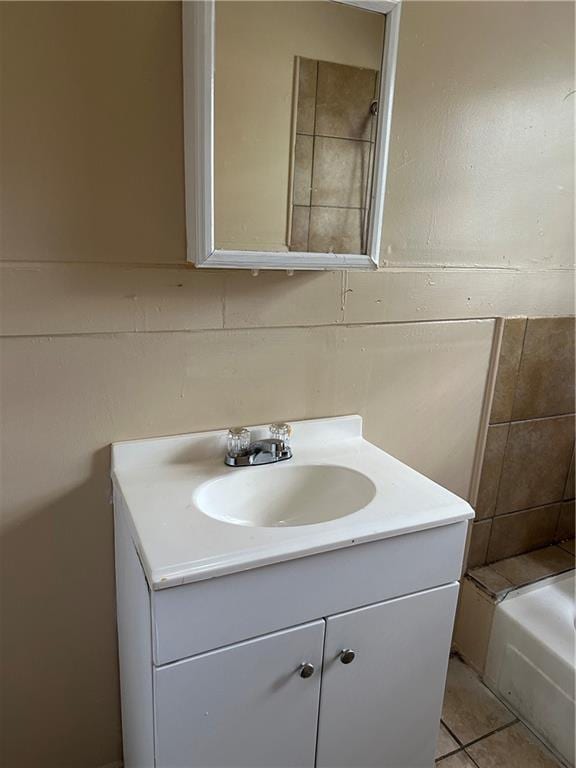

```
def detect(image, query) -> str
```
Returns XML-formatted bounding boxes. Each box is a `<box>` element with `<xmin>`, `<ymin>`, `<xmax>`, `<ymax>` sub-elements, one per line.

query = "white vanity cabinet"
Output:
<box><xmin>112</xmin><ymin>417</ymin><xmax>474</xmax><ymax>768</ymax></box>
<box><xmin>115</xmin><ymin>510</ymin><xmax>465</xmax><ymax>768</ymax></box>
<box><xmin>152</xmin><ymin>584</ymin><xmax>458</xmax><ymax>768</ymax></box>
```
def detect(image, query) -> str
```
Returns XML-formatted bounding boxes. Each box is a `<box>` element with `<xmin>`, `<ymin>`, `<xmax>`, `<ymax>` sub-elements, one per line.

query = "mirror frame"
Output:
<box><xmin>182</xmin><ymin>0</ymin><xmax>402</xmax><ymax>271</ymax></box>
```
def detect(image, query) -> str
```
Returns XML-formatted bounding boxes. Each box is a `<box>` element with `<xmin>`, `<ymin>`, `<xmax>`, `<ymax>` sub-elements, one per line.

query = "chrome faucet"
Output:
<box><xmin>225</xmin><ymin>425</ymin><xmax>293</xmax><ymax>467</ymax></box>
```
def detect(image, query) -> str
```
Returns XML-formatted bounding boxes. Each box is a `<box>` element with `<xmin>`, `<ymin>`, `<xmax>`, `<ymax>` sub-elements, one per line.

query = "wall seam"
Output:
<box><xmin>0</xmin><ymin>316</ymin><xmax>497</xmax><ymax>341</ymax></box>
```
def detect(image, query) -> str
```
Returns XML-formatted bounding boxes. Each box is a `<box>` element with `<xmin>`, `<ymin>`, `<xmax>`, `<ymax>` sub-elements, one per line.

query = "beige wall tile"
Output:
<box><xmin>487</xmin><ymin>504</ymin><xmax>562</xmax><ymax>562</ymax></box>
<box><xmin>496</xmin><ymin>416</ymin><xmax>575</xmax><ymax>514</ymax></box>
<box><xmin>311</xmin><ymin>136</ymin><xmax>371</xmax><ymax>208</ymax></box>
<box><xmin>564</xmin><ymin>447</ymin><xmax>574</xmax><ymax>499</ymax></box>
<box><xmin>292</xmin><ymin>134</ymin><xmax>313</xmax><ymax>206</ymax></box>
<box><xmin>490</xmin><ymin>546</ymin><xmax>574</xmax><ymax>587</ymax></box>
<box><xmin>556</xmin><ymin>499</ymin><xmax>575</xmax><ymax>541</ymax></box>
<box><xmin>296</xmin><ymin>58</ymin><xmax>317</xmax><ymax>135</ymax></box>
<box><xmin>441</xmin><ymin>657</ymin><xmax>515</xmax><ymax>744</ymax></box>
<box><xmin>467</xmin><ymin>520</ymin><xmax>492</xmax><ymax>568</ymax></box>
<box><xmin>315</xmin><ymin>61</ymin><xmax>378</xmax><ymax>141</ymax></box>
<box><xmin>308</xmin><ymin>206</ymin><xmax>363</xmax><ymax>254</ymax></box>
<box><xmin>476</xmin><ymin>424</ymin><xmax>509</xmax><ymax>519</ymax></box>
<box><xmin>512</xmin><ymin>317</ymin><xmax>576</xmax><ymax>420</ymax></box>
<box><xmin>289</xmin><ymin>206</ymin><xmax>311</xmax><ymax>252</ymax></box>
<box><xmin>467</xmin><ymin>722</ymin><xmax>561</xmax><ymax>768</ymax></box>
<box><xmin>490</xmin><ymin>318</ymin><xmax>526</xmax><ymax>423</ymax></box>
<box><xmin>453</xmin><ymin>579</ymin><xmax>497</xmax><ymax>674</ymax></box>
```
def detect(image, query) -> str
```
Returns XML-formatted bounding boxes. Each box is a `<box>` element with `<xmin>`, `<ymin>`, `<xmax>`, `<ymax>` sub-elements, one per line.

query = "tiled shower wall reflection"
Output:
<box><xmin>289</xmin><ymin>58</ymin><xmax>378</xmax><ymax>254</ymax></box>
<box><xmin>468</xmin><ymin>317</ymin><xmax>576</xmax><ymax>568</ymax></box>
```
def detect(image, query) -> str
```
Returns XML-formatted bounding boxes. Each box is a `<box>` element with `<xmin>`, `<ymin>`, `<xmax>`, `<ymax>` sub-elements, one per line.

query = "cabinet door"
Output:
<box><xmin>154</xmin><ymin>620</ymin><xmax>325</xmax><ymax>768</ymax></box>
<box><xmin>316</xmin><ymin>583</ymin><xmax>459</xmax><ymax>768</ymax></box>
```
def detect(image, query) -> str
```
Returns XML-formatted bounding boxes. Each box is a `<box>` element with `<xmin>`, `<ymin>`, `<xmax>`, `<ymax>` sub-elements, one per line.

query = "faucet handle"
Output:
<box><xmin>227</xmin><ymin>427</ymin><xmax>250</xmax><ymax>457</ymax></box>
<box><xmin>269</xmin><ymin>422</ymin><xmax>292</xmax><ymax>447</ymax></box>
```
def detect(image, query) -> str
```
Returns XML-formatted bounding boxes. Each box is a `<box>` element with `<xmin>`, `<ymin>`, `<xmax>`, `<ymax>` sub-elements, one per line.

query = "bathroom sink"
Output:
<box><xmin>194</xmin><ymin>465</ymin><xmax>376</xmax><ymax>527</ymax></box>
<box><xmin>111</xmin><ymin>415</ymin><xmax>474</xmax><ymax>588</ymax></box>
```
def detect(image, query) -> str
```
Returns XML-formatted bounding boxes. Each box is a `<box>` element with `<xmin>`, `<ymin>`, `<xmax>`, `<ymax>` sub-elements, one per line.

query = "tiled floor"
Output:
<box><xmin>437</xmin><ymin>656</ymin><xmax>564</xmax><ymax>766</ymax></box>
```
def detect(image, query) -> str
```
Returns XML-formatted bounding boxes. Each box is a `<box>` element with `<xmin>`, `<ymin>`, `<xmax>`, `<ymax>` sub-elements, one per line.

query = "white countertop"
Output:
<box><xmin>112</xmin><ymin>416</ymin><xmax>474</xmax><ymax>590</ymax></box>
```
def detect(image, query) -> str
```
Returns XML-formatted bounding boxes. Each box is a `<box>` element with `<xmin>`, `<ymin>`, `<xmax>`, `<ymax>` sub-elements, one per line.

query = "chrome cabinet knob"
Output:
<box><xmin>299</xmin><ymin>662</ymin><xmax>315</xmax><ymax>679</ymax></box>
<box><xmin>340</xmin><ymin>649</ymin><xmax>356</xmax><ymax>664</ymax></box>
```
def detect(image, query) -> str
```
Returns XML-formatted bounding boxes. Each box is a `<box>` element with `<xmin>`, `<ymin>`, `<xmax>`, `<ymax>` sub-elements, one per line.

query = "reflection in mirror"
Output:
<box><xmin>214</xmin><ymin>1</ymin><xmax>386</xmax><ymax>256</ymax></box>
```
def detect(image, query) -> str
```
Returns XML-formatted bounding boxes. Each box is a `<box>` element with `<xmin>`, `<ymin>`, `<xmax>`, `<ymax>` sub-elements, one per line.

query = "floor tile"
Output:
<box><xmin>438</xmin><ymin>750</ymin><xmax>478</xmax><ymax>767</ymax></box>
<box><xmin>437</xmin><ymin>723</ymin><xmax>460</xmax><ymax>759</ymax></box>
<box><xmin>467</xmin><ymin>722</ymin><xmax>562</xmax><ymax>767</ymax></box>
<box><xmin>468</xmin><ymin>565</ymin><xmax>513</xmax><ymax>597</ymax></box>
<box><xmin>490</xmin><ymin>545</ymin><xmax>574</xmax><ymax>588</ymax></box>
<box><xmin>442</xmin><ymin>657</ymin><xmax>515</xmax><ymax>744</ymax></box>
<box><xmin>490</xmin><ymin>317</ymin><xmax>526</xmax><ymax>424</ymax></box>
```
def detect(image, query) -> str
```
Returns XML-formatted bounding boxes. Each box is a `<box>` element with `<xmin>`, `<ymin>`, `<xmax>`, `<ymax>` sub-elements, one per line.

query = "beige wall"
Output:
<box><xmin>386</xmin><ymin>1</ymin><xmax>574</xmax><ymax>270</ymax></box>
<box><xmin>214</xmin><ymin>1</ymin><xmax>384</xmax><ymax>250</ymax></box>
<box><xmin>0</xmin><ymin>3</ymin><xmax>573</xmax><ymax>767</ymax></box>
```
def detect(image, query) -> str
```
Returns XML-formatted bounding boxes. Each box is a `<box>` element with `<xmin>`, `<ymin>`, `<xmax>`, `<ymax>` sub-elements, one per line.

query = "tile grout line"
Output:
<box><xmin>490</xmin><ymin>498</ymin><xmax>575</xmax><ymax>518</ymax></box>
<box><xmin>491</xmin><ymin>410</ymin><xmax>576</xmax><ymax>425</ymax></box>
<box><xmin>459</xmin><ymin>718</ymin><xmax>520</xmax><ymax>752</ymax></box>
<box><xmin>440</xmin><ymin>657</ymin><xmax>566</xmax><ymax>766</ymax></box>
<box><xmin>440</xmin><ymin>718</ymin><xmax>465</xmax><ymax>748</ymax></box>
<box><xmin>436</xmin><ymin>746</ymin><xmax>465</xmax><ymax>763</ymax></box>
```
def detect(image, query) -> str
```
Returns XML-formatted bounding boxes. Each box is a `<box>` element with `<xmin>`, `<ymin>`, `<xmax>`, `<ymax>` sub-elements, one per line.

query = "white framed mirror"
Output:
<box><xmin>183</xmin><ymin>0</ymin><xmax>401</xmax><ymax>271</ymax></box>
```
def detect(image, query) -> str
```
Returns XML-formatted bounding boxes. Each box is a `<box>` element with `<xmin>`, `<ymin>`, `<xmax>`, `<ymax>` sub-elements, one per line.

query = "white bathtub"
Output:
<box><xmin>485</xmin><ymin>571</ymin><xmax>575</xmax><ymax>767</ymax></box>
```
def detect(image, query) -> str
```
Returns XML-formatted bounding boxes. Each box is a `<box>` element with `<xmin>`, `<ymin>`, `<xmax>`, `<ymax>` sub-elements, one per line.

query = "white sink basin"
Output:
<box><xmin>194</xmin><ymin>465</ymin><xmax>376</xmax><ymax>527</ymax></box>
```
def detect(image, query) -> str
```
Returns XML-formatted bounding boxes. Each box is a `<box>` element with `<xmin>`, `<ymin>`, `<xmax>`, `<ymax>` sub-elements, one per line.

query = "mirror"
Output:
<box><xmin>183</xmin><ymin>0</ymin><xmax>401</xmax><ymax>270</ymax></box>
